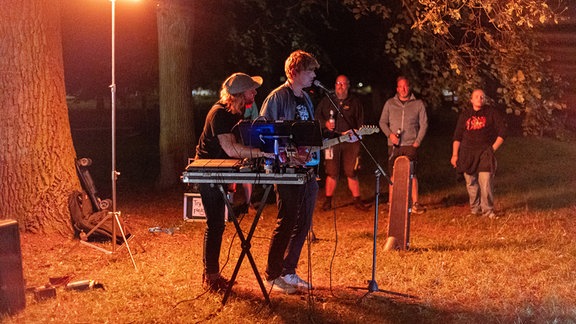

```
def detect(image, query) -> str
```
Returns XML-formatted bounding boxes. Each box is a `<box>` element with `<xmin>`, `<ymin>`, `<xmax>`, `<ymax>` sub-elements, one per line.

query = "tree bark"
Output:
<box><xmin>0</xmin><ymin>0</ymin><xmax>80</xmax><ymax>234</ymax></box>
<box><xmin>156</xmin><ymin>0</ymin><xmax>196</xmax><ymax>189</ymax></box>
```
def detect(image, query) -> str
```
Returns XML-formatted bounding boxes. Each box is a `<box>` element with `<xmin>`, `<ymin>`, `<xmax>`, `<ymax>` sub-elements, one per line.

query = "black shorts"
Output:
<box><xmin>324</xmin><ymin>142</ymin><xmax>360</xmax><ymax>178</ymax></box>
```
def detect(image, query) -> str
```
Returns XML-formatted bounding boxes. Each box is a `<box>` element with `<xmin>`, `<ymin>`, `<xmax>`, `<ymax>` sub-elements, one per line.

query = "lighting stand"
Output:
<box><xmin>80</xmin><ymin>0</ymin><xmax>137</xmax><ymax>271</ymax></box>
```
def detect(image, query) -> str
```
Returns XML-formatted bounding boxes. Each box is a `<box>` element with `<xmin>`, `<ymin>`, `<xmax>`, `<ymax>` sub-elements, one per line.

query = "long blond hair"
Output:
<box><xmin>219</xmin><ymin>87</ymin><xmax>245</xmax><ymax>114</ymax></box>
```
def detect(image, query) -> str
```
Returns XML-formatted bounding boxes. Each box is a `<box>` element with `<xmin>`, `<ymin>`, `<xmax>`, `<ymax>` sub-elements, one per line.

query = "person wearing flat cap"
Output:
<box><xmin>195</xmin><ymin>72</ymin><xmax>274</xmax><ymax>293</ymax></box>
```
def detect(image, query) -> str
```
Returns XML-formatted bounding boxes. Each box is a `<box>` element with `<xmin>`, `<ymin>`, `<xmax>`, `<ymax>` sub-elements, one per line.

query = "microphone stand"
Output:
<box><xmin>319</xmin><ymin>89</ymin><xmax>393</xmax><ymax>295</ymax></box>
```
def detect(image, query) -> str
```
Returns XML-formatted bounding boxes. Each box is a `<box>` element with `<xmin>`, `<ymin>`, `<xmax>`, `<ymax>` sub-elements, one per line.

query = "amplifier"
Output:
<box><xmin>0</xmin><ymin>219</ymin><xmax>26</xmax><ymax>315</ymax></box>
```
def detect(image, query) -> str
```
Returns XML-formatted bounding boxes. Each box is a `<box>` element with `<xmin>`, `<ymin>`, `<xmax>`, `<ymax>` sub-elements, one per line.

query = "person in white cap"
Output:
<box><xmin>195</xmin><ymin>72</ymin><xmax>274</xmax><ymax>293</ymax></box>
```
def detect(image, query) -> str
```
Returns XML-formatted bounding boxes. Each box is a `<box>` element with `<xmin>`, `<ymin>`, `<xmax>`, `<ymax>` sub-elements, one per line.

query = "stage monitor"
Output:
<box><xmin>236</xmin><ymin>120</ymin><xmax>322</xmax><ymax>153</ymax></box>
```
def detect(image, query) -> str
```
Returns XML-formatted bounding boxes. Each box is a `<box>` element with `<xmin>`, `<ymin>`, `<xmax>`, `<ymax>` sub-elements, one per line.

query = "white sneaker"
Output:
<box><xmin>485</xmin><ymin>211</ymin><xmax>499</xmax><ymax>219</ymax></box>
<box><xmin>281</xmin><ymin>273</ymin><xmax>313</xmax><ymax>290</ymax></box>
<box><xmin>266</xmin><ymin>277</ymin><xmax>297</xmax><ymax>294</ymax></box>
<box><xmin>411</xmin><ymin>202</ymin><xmax>426</xmax><ymax>214</ymax></box>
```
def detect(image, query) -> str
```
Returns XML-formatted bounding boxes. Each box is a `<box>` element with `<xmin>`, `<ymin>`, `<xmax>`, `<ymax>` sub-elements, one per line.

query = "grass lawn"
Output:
<box><xmin>3</xmin><ymin>127</ymin><xmax>576</xmax><ymax>323</ymax></box>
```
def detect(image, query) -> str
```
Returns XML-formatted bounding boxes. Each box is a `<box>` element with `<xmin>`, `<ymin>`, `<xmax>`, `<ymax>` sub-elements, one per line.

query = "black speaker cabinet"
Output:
<box><xmin>0</xmin><ymin>219</ymin><xmax>26</xmax><ymax>315</ymax></box>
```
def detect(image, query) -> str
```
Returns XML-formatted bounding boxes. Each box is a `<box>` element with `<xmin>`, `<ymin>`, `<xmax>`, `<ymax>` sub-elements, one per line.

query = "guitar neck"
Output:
<box><xmin>321</xmin><ymin>136</ymin><xmax>345</xmax><ymax>150</ymax></box>
<box><xmin>307</xmin><ymin>134</ymin><xmax>349</xmax><ymax>152</ymax></box>
<box><xmin>305</xmin><ymin>126</ymin><xmax>379</xmax><ymax>166</ymax></box>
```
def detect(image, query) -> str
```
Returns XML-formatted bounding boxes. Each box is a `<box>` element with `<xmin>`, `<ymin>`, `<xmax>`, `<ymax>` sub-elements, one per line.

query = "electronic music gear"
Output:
<box><xmin>185</xmin><ymin>159</ymin><xmax>244</xmax><ymax>173</ymax></box>
<box><xmin>182</xmin><ymin>167</ymin><xmax>314</xmax><ymax>185</ymax></box>
<box><xmin>181</xmin><ymin>158</ymin><xmax>315</xmax><ymax>307</ymax></box>
<box><xmin>237</xmin><ymin>119</ymin><xmax>323</xmax><ymax>149</ymax></box>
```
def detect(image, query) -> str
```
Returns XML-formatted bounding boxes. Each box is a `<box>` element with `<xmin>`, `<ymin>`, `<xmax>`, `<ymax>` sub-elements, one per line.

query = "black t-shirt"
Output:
<box><xmin>453</xmin><ymin>106</ymin><xmax>507</xmax><ymax>174</ymax></box>
<box><xmin>453</xmin><ymin>106</ymin><xmax>506</xmax><ymax>149</ymax></box>
<box><xmin>294</xmin><ymin>95</ymin><xmax>312</xmax><ymax>121</ymax></box>
<box><xmin>316</xmin><ymin>94</ymin><xmax>364</xmax><ymax>135</ymax></box>
<box><xmin>195</xmin><ymin>103</ymin><xmax>242</xmax><ymax>159</ymax></box>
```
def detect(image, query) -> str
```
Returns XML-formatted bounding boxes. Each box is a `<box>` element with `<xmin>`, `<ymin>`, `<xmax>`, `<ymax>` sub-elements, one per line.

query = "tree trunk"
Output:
<box><xmin>0</xmin><ymin>0</ymin><xmax>80</xmax><ymax>234</ymax></box>
<box><xmin>156</xmin><ymin>0</ymin><xmax>196</xmax><ymax>189</ymax></box>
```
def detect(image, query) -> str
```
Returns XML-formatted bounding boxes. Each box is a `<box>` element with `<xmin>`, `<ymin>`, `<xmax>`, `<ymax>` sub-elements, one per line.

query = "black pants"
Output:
<box><xmin>199</xmin><ymin>183</ymin><xmax>226</xmax><ymax>275</ymax></box>
<box><xmin>265</xmin><ymin>179</ymin><xmax>318</xmax><ymax>280</ymax></box>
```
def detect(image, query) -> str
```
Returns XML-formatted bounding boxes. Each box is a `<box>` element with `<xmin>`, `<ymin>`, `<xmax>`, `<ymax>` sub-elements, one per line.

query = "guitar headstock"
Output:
<box><xmin>358</xmin><ymin>125</ymin><xmax>380</xmax><ymax>136</ymax></box>
<box><xmin>339</xmin><ymin>125</ymin><xmax>380</xmax><ymax>143</ymax></box>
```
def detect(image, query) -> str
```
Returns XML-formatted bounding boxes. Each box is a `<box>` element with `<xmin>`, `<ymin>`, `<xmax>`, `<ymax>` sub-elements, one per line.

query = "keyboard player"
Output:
<box><xmin>195</xmin><ymin>73</ymin><xmax>274</xmax><ymax>293</ymax></box>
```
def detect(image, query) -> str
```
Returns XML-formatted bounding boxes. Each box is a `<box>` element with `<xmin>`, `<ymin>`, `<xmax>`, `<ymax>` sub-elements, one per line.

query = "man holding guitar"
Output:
<box><xmin>316</xmin><ymin>75</ymin><xmax>371</xmax><ymax>211</ymax></box>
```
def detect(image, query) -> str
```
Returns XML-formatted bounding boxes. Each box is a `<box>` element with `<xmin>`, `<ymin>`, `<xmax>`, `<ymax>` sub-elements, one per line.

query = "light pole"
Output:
<box><xmin>81</xmin><ymin>0</ymin><xmax>138</xmax><ymax>271</ymax></box>
<box><xmin>111</xmin><ymin>0</ymin><xmax>118</xmax><ymax>216</ymax></box>
<box><xmin>110</xmin><ymin>0</ymin><xmax>138</xmax><ymax>270</ymax></box>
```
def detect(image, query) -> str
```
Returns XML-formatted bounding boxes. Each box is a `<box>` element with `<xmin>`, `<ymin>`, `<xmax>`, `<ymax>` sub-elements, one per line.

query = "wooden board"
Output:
<box><xmin>386</xmin><ymin>156</ymin><xmax>413</xmax><ymax>250</ymax></box>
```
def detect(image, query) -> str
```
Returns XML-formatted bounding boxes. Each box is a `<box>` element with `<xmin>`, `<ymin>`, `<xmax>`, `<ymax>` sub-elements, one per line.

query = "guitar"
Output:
<box><xmin>304</xmin><ymin>125</ymin><xmax>380</xmax><ymax>166</ymax></box>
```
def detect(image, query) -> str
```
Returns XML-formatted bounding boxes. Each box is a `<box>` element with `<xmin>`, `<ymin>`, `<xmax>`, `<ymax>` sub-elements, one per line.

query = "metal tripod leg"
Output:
<box><xmin>221</xmin><ymin>184</ymin><xmax>272</xmax><ymax>306</ymax></box>
<box><xmin>79</xmin><ymin>211</ymin><xmax>138</xmax><ymax>271</ymax></box>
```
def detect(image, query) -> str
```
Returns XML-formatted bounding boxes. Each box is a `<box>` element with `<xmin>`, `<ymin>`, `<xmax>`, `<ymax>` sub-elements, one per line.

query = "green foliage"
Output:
<box><xmin>341</xmin><ymin>0</ymin><xmax>569</xmax><ymax>136</ymax></box>
<box><xmin>196</xmin><ymin>0</ymin><xmax>570</xmax><ymax>137</ymax></box>
<box><xmin>221</xmin><ymin>0</ymin><xmax>329</xmax><ymax>76</ymax></box>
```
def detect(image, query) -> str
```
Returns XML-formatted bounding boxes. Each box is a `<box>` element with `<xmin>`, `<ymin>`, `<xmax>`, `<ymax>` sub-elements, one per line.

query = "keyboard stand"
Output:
<box><xmin>219</xmin><ymin>184</ymin><xmax>273</xmax><ymax>306</ymax></box>
<box><xmin>181</xmin><ymin>168</ymin><xmax>313</xmax><ymax>305</ymax></box>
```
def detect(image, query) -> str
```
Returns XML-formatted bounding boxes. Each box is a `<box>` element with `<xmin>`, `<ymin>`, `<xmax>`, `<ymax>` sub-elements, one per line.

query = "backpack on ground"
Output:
<box><xmin>68</xmin><ymin>190</ymin><xmax>130</xmax><ymax>244</ymax></box>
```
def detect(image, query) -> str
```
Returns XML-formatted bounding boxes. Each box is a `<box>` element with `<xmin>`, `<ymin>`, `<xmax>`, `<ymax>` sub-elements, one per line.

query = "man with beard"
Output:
<box><xmin>195</xmin><ymin>72</ymin><xmax>274</xmax><ymax>292</ymax></box>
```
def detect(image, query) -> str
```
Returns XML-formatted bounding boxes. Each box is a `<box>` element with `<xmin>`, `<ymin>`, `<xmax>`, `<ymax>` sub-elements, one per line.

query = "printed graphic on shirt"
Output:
<box><xmin>295</xmin><ymin>103</ymin><xmax>310</xmax><ymax>120</ymax></box>
<box><xmin>466</xmin><ymin>116</ymin><xmax>486</xmax><ymax>131</ymax></box>
<box><xmin>337</xmin><ymin>100</ymin><xmax>350</xmax><ymax>111</ymax></box>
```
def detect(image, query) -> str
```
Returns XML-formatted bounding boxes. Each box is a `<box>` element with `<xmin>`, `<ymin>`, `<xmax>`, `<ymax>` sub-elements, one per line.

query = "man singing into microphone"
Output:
<box><xmin>260</xmin><ymin>50</ymin><xmax>319</xmax><ymax>294</ymax></box>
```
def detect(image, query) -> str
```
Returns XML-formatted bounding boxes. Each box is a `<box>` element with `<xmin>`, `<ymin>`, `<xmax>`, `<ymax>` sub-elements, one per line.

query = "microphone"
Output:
<box><xmin>313</xmin><ymin>80</ymin><xmax>333</xmax><ymax>93</ymax></box>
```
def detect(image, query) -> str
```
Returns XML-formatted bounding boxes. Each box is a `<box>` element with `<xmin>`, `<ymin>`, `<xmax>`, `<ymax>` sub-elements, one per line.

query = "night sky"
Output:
<box><xmin>61</xmin><ymin>0</ymin><xmax>158</xmax><ymax>98</ymax></box>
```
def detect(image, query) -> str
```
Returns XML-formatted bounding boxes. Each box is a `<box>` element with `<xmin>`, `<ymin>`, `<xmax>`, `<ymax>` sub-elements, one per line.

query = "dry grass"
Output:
<box><xmin>3</xmin><ymin>135</ymin><xmax>576</xmax><ymax>323</ymax></box>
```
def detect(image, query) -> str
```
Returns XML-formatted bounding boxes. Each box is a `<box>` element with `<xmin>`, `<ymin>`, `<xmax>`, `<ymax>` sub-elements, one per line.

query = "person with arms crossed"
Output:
<box><xmin>316</xmin><ymin>75</ymin><xmax>370</xmax><ymax>211</ymax></box>
<box><xmin>450</xmin><ymin>89</ymin><xmax>506</xmax><ymax>219</ymax></box>
<box><xmin>260</xmin><ymin>50</ymin><xmax>319</xmax><ymax>294</ymax></box>
<box><xmin>379</xmin><ymin>76</ymin><xmax>428</xmax><ymax>214</ymax></box>
<box><xmin>195</xmin><ymin>73</ymin><xmax>274</xmax><ymax>292</ymax></box>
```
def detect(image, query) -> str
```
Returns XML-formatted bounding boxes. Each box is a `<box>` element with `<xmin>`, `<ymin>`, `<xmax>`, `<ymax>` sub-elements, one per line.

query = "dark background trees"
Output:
<box><xmin>1</xmin><ymin>0</ymin><xmax>80</xmax><ymax>234</ymax></box>
<box><xmin>156</xmin><ymin>1</ymin><xmax>195</xmax><ymax>188</ymax></box>
<box><xmin>1</xmin><ymin>0</ymin><xmax>571</xmax><ymax>232</ymax></box>
<box><xmin>61</xmin><ymin>0</ymin><xmax>571</xmax><ymax>192</ymax></box>
<box><xmin>62</xmin><ymin>0</ymin><xmax>571</xmax><ymax>133</ymax></box>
